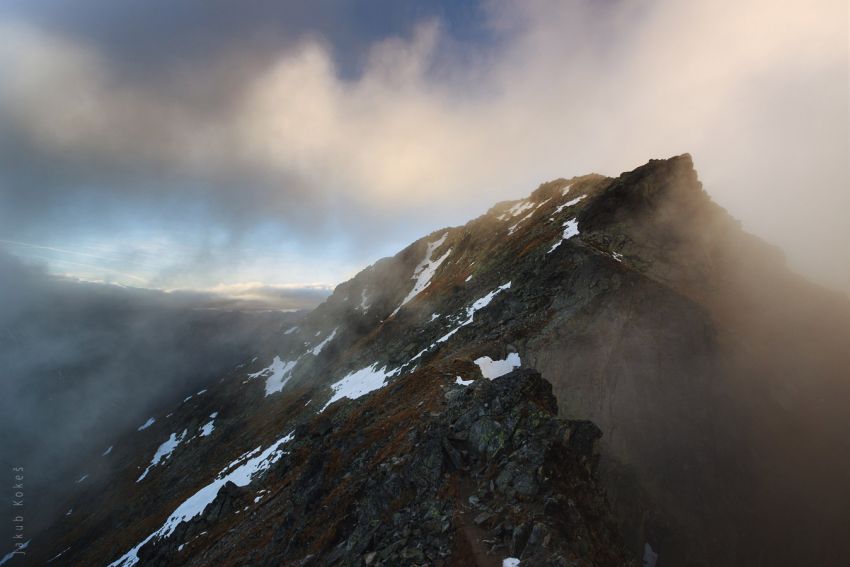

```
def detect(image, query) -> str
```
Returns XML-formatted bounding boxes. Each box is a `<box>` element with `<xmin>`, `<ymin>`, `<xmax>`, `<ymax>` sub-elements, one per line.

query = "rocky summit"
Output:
<box><xmin>28</xmin><ymin>155</ymin><xmax>850</xmax><ymax>566</ymax></box>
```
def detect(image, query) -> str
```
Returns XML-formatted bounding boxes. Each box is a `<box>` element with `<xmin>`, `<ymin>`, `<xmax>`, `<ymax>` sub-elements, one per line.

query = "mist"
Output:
<box><xmin>0</xmin><ymin>251</ymin><xmax>321</xmax><ymax>538</ymax></box>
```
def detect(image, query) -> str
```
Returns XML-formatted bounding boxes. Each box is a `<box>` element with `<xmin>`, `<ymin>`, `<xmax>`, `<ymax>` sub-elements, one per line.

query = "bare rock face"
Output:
<box><xmin>30</xmin><ymin>155</ymin><xmax>850</xmax><ymax>567</ymax></box>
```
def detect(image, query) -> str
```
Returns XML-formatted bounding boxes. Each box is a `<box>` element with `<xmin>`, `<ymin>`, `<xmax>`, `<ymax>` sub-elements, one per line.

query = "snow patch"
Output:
<box><xmin>498</xmin><ymin>200</ymin><xmax>535</xmax><ymax>221</ymax></box>
<box><xmin>199</xmin><ymin>412</ymin><xmax>218</xmax><ymax>436</ymax></box>
<box><xmin>248</xmin><ymin>356</ymin><xmax>299</xmax><ymax>396</ymax></box>
<box><xmin>198</xmin><ymin>420</ymin><xmax>215</xmax><ymax>438</ymax></box>
<box><xmin>321</xmin><ymin>364</ymin><xmax>396</xmax><ymax>412</ymax></box>
<box><xmin>474</xmin><ymin>353</ymin><xmax>521</xmax><ymax>380</ymax></box>
<box><xmin>392</xmin><ymin>233</ymin><xmax>452</xmax><ymax>316</ymax></box>
<box><xmin>643</xmin><ymin>543</ymin><xmax>659</xmax><ymax>567</ymax></box>
<box><xmin>108</xmin><ymin>432</ymin><xmax>295</xmax><ymax>567</ymax></box>
<box><xmin>184</xmin><ymin>390</ymin><xmax>206</xmax><ymax>403</ymax></box>
<box><xmin>309</xmin><ymin>327</ymin><xmax>337</xmax><ymax>356</ymax></box>
<box><xmin>75</xmin><ymin>474</ymin><xmax>88</xmax><ymax>483</ymax></box>
<box><xmin>409</xmin><ymin>282</ymin><xmax>512</xmax><ymax>363</ymax></box>
<box><xmin>283</xmin><ymin>326</ymin><xmax>299</xmax><ymax>335</ymax></box>
<box><xmin>137</xmin><ymin>429</ymin><xmax>188</xmax><ymax>482</ymax></box>
<box><xmin>507</xmin><ymin>210</ymin><xmax>534</xmax><ymax>235</ymax></box>
<box><xmin>359</xmin><ymin>289</ymin><xmax>370</xmax><ymax>311</ymax></box>
<box><xmin>562</xmin><ymin>218</ymin><xmax>579</xmax><ymax>239</ymax></box>
<box><xmin>137</xmin><ymin>417</ymin><xmax>155</xmax><ymax>431</ymax></box>
<box><xmin>503</xmin><ymin>558</ymin><xmax>521</xmax><ymax>567</ymax></box>
<box><xmin>455</xmin><ymin>376</ymin><xmax>474</xmax><ymax>386</ymax></box>
<box><xmin>547</xmin><ymin>218</ymin><xmax>580</xmax><ymax>254</ymax></box>
<box><xmin>47</xmin><ymin>546</ymin><xmax>71</xmax><ymax>563</ymax></box>
<box><xmin>102</xmin><ymin>445</ymin><xmax>113</xmax><ymax>456</ymax></box>
<box><xmin>0</xmin><ymin>541</ymin><xmax>29</xmax><ymax>566</ymax></box>
<box><xmin>552</xmin><ymin>194</ymin><xmax>586</xmax><ymax>218</ymax></box>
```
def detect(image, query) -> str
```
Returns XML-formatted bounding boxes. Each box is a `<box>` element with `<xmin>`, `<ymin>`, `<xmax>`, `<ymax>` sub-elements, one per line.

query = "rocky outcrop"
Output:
<box><xmin>118</xmin><ymin>369</ymin><xmax>634</xmax><ymax>566</ymax></box>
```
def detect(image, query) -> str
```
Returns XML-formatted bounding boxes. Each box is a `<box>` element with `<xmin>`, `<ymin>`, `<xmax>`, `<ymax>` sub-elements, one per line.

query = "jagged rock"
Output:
<box><xmin>128</xmin><ymin>367</ymin><xmax>632</xmax><ymax>566</ymax></box>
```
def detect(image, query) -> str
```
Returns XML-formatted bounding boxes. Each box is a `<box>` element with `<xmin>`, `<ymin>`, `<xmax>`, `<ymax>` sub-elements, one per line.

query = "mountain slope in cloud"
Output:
<box><xmin>21</xmin><ymin>155</ymin><xmax>850</xmax><ymax>567</ymax></box>
<box><xmin>0</xmin><ymin>259</ymin><xmax>307</xmax><ymax>544</ymax></box>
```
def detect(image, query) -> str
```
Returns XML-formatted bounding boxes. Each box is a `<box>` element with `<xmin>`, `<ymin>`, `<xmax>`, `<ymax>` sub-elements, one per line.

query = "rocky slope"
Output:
<box><xmin>20</xmin><ymin>155</ymin><xmax>850</xmax><ymax>566</ymax></box>
<box><xmin>122</xmin><ymin>369</ymin><xmax>632</xmax><ymax>567</ymax></box>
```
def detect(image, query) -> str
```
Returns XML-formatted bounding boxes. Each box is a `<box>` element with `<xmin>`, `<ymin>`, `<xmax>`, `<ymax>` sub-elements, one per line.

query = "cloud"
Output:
<box><xmin>195</xmin><ymin>282</ymin><xmax>333</xmax><ymax>311</ymax></box>
<box><xmin>0</xmin><ymin>249</ymin><xmax>310</xmax><ymax>534</ymax></box>
<box><xmin>0</xmin><ymin>0</ymin><xmax>847</xmax><ymax>290</ymax></box>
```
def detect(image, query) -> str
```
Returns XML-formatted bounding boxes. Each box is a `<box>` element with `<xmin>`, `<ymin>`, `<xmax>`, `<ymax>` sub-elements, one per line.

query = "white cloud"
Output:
<box><xmin>1</xmin><ymin>0</ymin><xmax>847</xmax><ymax>290</ymax></box>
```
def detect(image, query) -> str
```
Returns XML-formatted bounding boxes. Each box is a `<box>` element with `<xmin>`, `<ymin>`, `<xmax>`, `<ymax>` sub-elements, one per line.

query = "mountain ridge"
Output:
<box><xmin>25</xmin><ymin>154</ymin><xmax>850</xmax><ymax>567</ymax></box>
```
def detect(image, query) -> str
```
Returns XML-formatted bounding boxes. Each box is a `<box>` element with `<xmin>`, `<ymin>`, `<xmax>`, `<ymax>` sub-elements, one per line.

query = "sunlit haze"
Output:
<box><xmin>1</xmin><ymin>0</ymin><xmax>847</xmax><ymax>297</ymax></box>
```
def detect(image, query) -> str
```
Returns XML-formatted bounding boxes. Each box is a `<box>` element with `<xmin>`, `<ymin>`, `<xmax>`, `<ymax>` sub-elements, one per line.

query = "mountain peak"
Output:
<box><xmin>31</xmin><ymin>155</ymin><xmax>850</xmax><ymax>567</ymax></box>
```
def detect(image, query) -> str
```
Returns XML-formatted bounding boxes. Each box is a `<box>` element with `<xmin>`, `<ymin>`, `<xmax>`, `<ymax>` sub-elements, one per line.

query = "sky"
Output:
<box><xmin>0</xmin><ymin>0</ymin><xmax>847</xmax><ymax>298</ymax></box>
